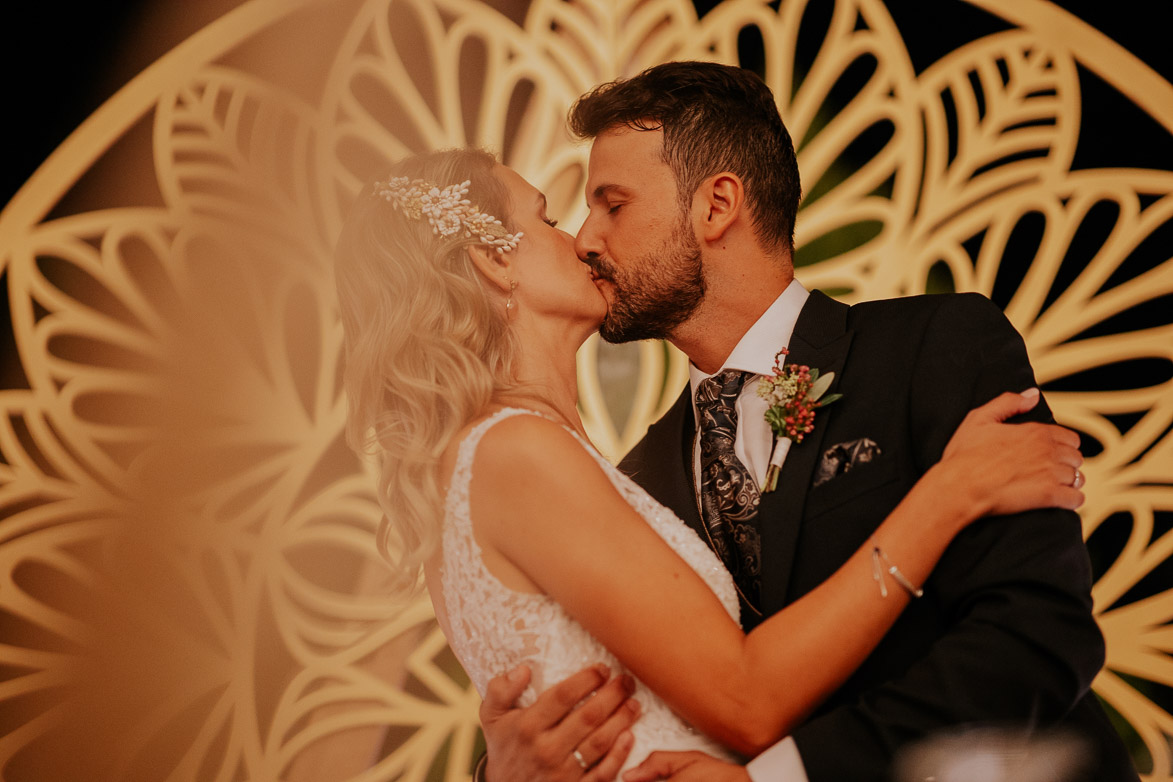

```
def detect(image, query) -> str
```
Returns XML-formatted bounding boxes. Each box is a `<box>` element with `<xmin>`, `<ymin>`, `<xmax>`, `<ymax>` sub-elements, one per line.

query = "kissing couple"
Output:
<box><xmin>334</xmin><ymin>61</ymin><xmax>1137</xmax><ymax>781</ymax></box>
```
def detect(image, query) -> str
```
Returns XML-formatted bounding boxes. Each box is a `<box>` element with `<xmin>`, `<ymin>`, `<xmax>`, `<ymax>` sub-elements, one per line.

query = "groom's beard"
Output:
<box><xmin>592</xmin><ymin>219</ymin><xmax>706</xmax><ymax>344</ymax></box>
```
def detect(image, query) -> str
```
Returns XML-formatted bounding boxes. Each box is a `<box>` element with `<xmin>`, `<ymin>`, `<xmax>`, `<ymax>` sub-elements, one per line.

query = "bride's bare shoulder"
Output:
<box><xmin>440</xmin><ymin>409</ymin><xmax>590</xmax><ymax>480</ymax></box>
<box><xmin>472</xmin><ymin>410</ymin><xmax>588</xmax><ymax>467</ymax></box>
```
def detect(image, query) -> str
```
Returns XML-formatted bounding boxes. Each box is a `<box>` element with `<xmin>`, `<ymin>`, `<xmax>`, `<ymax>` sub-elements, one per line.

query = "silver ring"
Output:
<box><xmin>573</xmin><ymin>749</ymin><xmax>589</xmax><ymax>770</ymax></box>
<box><xmin>1073</xmin><ymin>468</ymin><xmax>1085</xmax><ymax>490</ymax></box>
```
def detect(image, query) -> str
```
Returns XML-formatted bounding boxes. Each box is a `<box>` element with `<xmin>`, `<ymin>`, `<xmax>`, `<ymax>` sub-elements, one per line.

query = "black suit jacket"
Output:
<box><xmin>620</xmin><ymin>291</ymin><xmax>1137</xmax><ymax>781</ymax></box>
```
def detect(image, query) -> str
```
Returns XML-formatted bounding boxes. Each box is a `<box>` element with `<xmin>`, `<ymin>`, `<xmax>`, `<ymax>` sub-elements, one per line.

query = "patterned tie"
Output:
<box><xmin>695</xmin><ymin>370</ymin><xmax>762</xmax><ymax>615</ymax></box>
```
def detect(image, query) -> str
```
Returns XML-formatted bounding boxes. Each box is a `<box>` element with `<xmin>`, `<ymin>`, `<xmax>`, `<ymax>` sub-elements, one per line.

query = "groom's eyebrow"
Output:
<box><xmin>587</xmin><ymin>184</ymin><xmax>628</xmax><ymax>206</ymax></box>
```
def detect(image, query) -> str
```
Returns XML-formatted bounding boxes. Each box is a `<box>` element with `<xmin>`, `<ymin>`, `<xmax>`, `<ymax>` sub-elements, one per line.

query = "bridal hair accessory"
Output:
<box><xmin>871</xmin><ymin>544</ymin><xmax>924</xmax><ymax>599</ymax></box>
<box><xmin>756</xmin><ymin>347</ymin><xmax>843</xmax><ymax>492</ymax></box>
<box><xmin>374</xmin><ymin>176</ymin><xmax>523</xmax><ymax>253</ymax></box>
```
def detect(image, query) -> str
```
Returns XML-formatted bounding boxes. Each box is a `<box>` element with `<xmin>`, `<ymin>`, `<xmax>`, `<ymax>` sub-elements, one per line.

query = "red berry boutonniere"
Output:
<box><xmin>756</xmin><ymin>347</ymin><xmax>843</xmax><ymax>492</ymax></box>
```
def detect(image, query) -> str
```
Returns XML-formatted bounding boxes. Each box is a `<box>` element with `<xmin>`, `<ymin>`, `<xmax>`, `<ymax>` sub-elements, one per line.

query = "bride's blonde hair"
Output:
<box><xmin>334</xmin><ymin>148</ymin><xmax>520</xmax><ymax>594</ymax></box>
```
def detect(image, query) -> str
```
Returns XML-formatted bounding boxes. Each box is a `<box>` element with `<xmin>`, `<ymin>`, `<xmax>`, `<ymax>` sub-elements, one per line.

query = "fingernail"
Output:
<box><xmin>1020</xmin><ymin>387</ymin><xmax>1039</xmax><ymax>399</ymax></box>
<box><xmin>508</xmin><ymin>665</ymin><xmax>526</xmax><ymax>682</ymax></box>
<box><xmin>621</xmin><ymin>674</ymin><xmax>636</xmax><ymax>693</ymax></box>
<box><xmin>595</xmin><ymin>663</ymin><xmax>611</xmax><ymax>679</ymax></box>
<box><xmin>626</xmin><ymin>697</ymin><xmax>641</xmax><ymax>715</ymax></box>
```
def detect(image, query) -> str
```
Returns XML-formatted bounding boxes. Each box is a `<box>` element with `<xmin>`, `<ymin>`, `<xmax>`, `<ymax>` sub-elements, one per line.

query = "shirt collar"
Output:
<box><xmin>688</xmin><ymin>280</ymin><xmax>810</xmax><ymax>406</ymax></box>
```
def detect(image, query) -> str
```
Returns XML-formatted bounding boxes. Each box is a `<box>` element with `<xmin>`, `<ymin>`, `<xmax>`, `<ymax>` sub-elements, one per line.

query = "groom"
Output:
<box><xmin>474</xmin><ymin>62</ymin><xmax>1137</xmax><ymax>781</ymax></box>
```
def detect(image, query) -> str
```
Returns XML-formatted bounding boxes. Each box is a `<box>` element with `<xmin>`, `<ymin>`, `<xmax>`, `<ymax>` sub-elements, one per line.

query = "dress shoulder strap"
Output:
<box><xmin>445</xmin><ymin>407</ymin><xmax>545</xmax><ymax>525</ymax></box>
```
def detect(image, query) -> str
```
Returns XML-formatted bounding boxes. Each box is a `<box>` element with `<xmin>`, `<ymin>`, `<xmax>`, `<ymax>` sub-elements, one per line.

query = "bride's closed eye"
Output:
<box><xmin>543</xmin><ymin>217</ymin><xmax>559</xmax><ymax>228</ymax></box>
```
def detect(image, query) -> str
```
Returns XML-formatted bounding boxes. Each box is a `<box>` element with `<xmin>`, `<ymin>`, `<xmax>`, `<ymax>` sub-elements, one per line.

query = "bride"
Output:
<box><xmin>333</xmin><ymin>148</ymin><xmax>1084</xmax><ymax>778</ymax></box>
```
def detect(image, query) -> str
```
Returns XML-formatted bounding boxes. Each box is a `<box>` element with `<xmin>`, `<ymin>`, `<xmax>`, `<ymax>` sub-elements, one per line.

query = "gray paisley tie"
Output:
<box><xmin>696</xmin><ymin>370</ymin><xmax>762</xmax><ymax>614</ymax></box>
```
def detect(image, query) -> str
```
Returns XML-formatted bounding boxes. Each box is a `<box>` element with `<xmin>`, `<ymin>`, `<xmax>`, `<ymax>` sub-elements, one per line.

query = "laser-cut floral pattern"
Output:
<box><xmin>0</xmin><ymin>0</ymin><xmax>1170</xmax><ymax>778</ymax></box>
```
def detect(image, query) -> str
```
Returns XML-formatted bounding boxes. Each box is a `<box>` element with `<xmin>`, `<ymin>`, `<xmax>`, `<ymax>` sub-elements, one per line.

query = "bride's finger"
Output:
<box><xmin>1038</xmin><ymin>423</ymin><xmax>1081</xmax><ymax>449</ymax></box>
<box><xmin>1043</xmin><ymin>466</ymin><xmax>1085</xmax><ymax>509</ymax></box>
<box><xmin>974</xmin><ymin>388</ymin><xmax>1041</xmax><ymax>424</ymax></box>
<box><xmin>1055</xmin><ymin>485</ymin><xmax>1085</xmax><ymax>510</ymax></box>
<box><xmin>1053</xmin><ymin>443</ymin><xmax>1083</xmax><ymax>469</ymax></box>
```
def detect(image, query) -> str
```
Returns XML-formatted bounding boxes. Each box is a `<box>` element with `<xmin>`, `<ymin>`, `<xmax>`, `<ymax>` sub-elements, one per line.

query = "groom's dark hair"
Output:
<box><xmin>569</xmin><ymin>61</ymin><xmax>801</xmax><ymax>255</ymax></box>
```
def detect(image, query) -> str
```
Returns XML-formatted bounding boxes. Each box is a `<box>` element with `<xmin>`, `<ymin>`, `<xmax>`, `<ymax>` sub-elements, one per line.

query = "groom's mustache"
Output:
<box><xmin>583</xmin><ymin>252</ymin><xmax>616</xmax><ymax>282</ymax></box>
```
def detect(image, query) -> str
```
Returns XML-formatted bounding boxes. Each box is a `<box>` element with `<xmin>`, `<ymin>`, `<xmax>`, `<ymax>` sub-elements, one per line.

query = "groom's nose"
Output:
<box><xmin>574</xmin><ymin>215</ymin><xmax>604</xmax><ymax>262</ymax></box>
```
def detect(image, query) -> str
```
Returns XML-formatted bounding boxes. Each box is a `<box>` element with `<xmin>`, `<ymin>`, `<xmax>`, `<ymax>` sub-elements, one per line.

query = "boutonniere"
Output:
<box><xmin>756</xmin><ymin>347</ymin><xmax>843</xmax><ymax>492</ymax></box>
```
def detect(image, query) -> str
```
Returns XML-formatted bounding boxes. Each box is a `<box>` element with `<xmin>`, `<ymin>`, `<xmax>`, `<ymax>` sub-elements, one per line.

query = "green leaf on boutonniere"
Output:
<box><xmin>819</xmin><ymin>392</ymin><xmax>843</xmax><ymax>406</ymax></box>
<box><xmin>808</xmin><ymin>371</ymin><xmax>835</xmax><ymax>402</ymax></box>
<box><xmin>765</xmin><ymin>407</ymin><xmax>787</xmax><ymax>430</ymax></box>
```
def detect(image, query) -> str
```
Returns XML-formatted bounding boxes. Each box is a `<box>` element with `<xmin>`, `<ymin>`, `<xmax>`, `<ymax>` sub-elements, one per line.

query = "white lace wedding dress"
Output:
<box><xmin>438</xmin><ymin>408</ymin><xmax>739</xmax><ymax>773</ymax></box>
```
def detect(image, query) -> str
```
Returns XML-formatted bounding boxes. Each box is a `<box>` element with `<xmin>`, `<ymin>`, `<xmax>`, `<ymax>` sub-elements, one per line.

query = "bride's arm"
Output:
<box><xmin>470</xmin><ymin>392</ymin><xmax>1082</xmax><ymax>756</ymax></box>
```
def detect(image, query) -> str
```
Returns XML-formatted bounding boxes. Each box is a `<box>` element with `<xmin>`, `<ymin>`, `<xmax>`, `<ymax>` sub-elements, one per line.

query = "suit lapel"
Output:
<box><xmin>675</xmin><ymin>393</ymin><xmax>705</xmax><ymax>537</ymax></box>
<box><xmin>631</xmin><ymin>387</ymin><xmax>705</xmax><ymax>536</ymax></box>
<box><xmin>759</xmin><ymin>290</ymin><xmax>854</xmax><ymax>615</ymax></box>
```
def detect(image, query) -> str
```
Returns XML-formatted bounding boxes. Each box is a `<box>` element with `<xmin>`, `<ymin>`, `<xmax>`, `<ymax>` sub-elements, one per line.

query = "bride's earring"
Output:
<box><xmin>505</xmin><ymin>278</ymin><xmax>518</xmax><ymax>315</ymax></box>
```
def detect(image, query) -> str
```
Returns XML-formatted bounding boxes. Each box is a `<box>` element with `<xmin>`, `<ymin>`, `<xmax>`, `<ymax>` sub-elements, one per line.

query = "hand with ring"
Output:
<box><xmin>477</xmin><ymin>664</ymin><xmax>641</xmax><ymax>782</ymax></box>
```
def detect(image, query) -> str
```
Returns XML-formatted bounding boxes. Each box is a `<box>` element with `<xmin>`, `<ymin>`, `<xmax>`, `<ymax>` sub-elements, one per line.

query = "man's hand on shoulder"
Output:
<box><xmin>478</xmin><ymin>664</ymin><xmax>640</xmax><ymax>782</ymax></box>
<box><xmin>622</xmin><ymin>751</ymin><xmax>751</xmax><ymax>782</ymax></box>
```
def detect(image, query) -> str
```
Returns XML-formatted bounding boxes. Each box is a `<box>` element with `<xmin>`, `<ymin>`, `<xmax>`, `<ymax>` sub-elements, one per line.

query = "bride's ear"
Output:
<box><xmin>466</xmin><ymin>244</ymin><xmax>514</xmax><ymax>295</ymax></box>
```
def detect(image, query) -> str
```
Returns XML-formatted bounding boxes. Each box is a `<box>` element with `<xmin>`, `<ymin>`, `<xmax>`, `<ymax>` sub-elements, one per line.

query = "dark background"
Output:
<box><xmin>3</xmin><ymin>0</ymin><xmax>1168</xmax><ymax>394</ymax></box>
<box><xmin>2</xmin><ymin>1</ymin><xmax>1169</xmax><ymax>207</ymax></box>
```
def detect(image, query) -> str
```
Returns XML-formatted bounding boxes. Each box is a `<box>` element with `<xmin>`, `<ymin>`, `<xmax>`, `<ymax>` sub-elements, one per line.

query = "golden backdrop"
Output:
<box><xmin>0</xmin><ymin>0</ymin><xmax>1170</xmax><ymax>779</ymax></box>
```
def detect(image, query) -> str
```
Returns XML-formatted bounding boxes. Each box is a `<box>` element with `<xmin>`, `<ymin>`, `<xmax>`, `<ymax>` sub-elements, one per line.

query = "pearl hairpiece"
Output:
<box><xmin>374</xmin><ymin>176</ymin><xmax>523</xmax><ymax>253</ymax></box>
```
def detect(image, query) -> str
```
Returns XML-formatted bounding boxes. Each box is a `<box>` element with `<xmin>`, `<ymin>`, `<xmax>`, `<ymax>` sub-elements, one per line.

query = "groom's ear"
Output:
<box><xmin>466</xmin><ymin>244</ymin><xmax>513</xmax><ymax>295</ymax></box>
<box><xmin>695</xmin><ymin>172</ymin><xmax>744</xmax><ymax>243</ymax></box>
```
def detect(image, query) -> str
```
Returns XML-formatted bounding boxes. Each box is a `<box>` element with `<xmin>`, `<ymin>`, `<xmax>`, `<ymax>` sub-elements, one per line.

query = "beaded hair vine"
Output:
<box><xmin>373</xmin><ymin>176</ymin><xmax>523</xmax><ymax>253</ymax></box>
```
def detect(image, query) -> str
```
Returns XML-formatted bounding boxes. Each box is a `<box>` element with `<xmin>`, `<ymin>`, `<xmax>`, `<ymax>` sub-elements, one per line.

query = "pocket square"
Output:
<box><xmin>813</xmin><ymin>437</ymin><xmax>881</xmax><ymax>487</ymax></box>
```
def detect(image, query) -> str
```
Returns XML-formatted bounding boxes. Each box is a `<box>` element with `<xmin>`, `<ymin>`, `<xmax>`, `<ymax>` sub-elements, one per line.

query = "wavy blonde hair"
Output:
<box><xmin>334</xmin><ymin>148</ymin><xmax>521</xmax><ymax>594</ymax></box>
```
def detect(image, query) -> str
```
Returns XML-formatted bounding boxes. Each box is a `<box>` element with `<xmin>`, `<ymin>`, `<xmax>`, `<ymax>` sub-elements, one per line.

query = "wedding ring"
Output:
<box><xmin>573</xmin><ymin>749</ymin><xmax>589</xmax><ymax>770</ymax></box>
<box><xmin>1073</xmin><ymin>468</ymin><xmax>1085</xmax><ymax>490</ymax></box>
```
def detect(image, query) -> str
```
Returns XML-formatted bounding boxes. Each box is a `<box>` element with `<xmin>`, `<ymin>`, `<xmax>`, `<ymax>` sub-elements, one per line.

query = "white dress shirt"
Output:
<box><xmin>687</xmin><ymin>279</ymin><xmax>812</xmax><ymax>782</ymax></box>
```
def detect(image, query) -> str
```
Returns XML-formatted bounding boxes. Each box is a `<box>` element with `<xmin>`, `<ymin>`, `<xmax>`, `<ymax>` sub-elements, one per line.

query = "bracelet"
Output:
<box><xmin>472</xmin><ymin>753</ymin><xmax>489</xmax><ymax>782</ymax></box>
<box><xmin>871</xmin><ymin>544</ymin><xmax>924</xmax><ymax>599</ymax></box>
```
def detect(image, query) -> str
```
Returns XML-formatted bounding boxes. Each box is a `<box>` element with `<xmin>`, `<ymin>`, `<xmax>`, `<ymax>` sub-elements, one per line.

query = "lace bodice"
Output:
<box><xmin>438</xmin><ymin>407</ymin><xmax>739</xmax><ymax>772</ymax></box>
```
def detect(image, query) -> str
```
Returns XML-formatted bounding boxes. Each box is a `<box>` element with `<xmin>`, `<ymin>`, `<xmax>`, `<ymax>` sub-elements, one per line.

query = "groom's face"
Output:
<box><xmin>576</xmin><ymin>126</ymin><xmax>706</xmax><ymax>343</ymax></box>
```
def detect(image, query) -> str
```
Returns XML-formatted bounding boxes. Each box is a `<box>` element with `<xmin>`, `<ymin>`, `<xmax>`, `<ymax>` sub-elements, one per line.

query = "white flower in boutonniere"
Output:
<box><xmin>756</xmin><ymin>347</ymin><xmax>843</xmax><ymax>493</ymax></box>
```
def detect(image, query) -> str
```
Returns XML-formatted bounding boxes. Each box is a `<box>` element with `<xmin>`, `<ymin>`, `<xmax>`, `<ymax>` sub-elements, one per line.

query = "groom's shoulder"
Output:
<box><xmin>843</xmin><ymin>291</ymin><xmax>1010</xmax><ymax>336</ymax></box>
<box><xmin>847</xmin><ymin>291</ymin><xmax>997</xmax><ymax>320</ymax></box>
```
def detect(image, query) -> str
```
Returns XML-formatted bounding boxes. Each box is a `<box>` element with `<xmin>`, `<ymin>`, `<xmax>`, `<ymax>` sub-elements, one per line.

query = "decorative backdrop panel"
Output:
<box><xmin>0</xmin><ymin>0</ymin><xmax>1170</xmax><ymax>779</ymax></box>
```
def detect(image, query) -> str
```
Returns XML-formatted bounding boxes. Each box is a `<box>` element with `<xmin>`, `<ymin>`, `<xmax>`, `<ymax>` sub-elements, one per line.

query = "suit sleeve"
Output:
<box><xmin>788</xmin><ymin>294</ymin><xmax>1105</xmax><ymax>781</ymax></box>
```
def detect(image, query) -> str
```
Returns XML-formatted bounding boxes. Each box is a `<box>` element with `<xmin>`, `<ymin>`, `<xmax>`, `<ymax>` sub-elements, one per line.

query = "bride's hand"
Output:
<box><xmin>935</xmin><ymin>388</ymin><xmax>1085</xmax><ymax>519</ymax></box>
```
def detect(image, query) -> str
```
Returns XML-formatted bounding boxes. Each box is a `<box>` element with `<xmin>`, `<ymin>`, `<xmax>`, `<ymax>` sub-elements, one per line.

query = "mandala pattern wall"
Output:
<box><xmin>0</xmin><ymin>0</ymin><xmax>1171</xmax><ymax>779</ymax></box>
